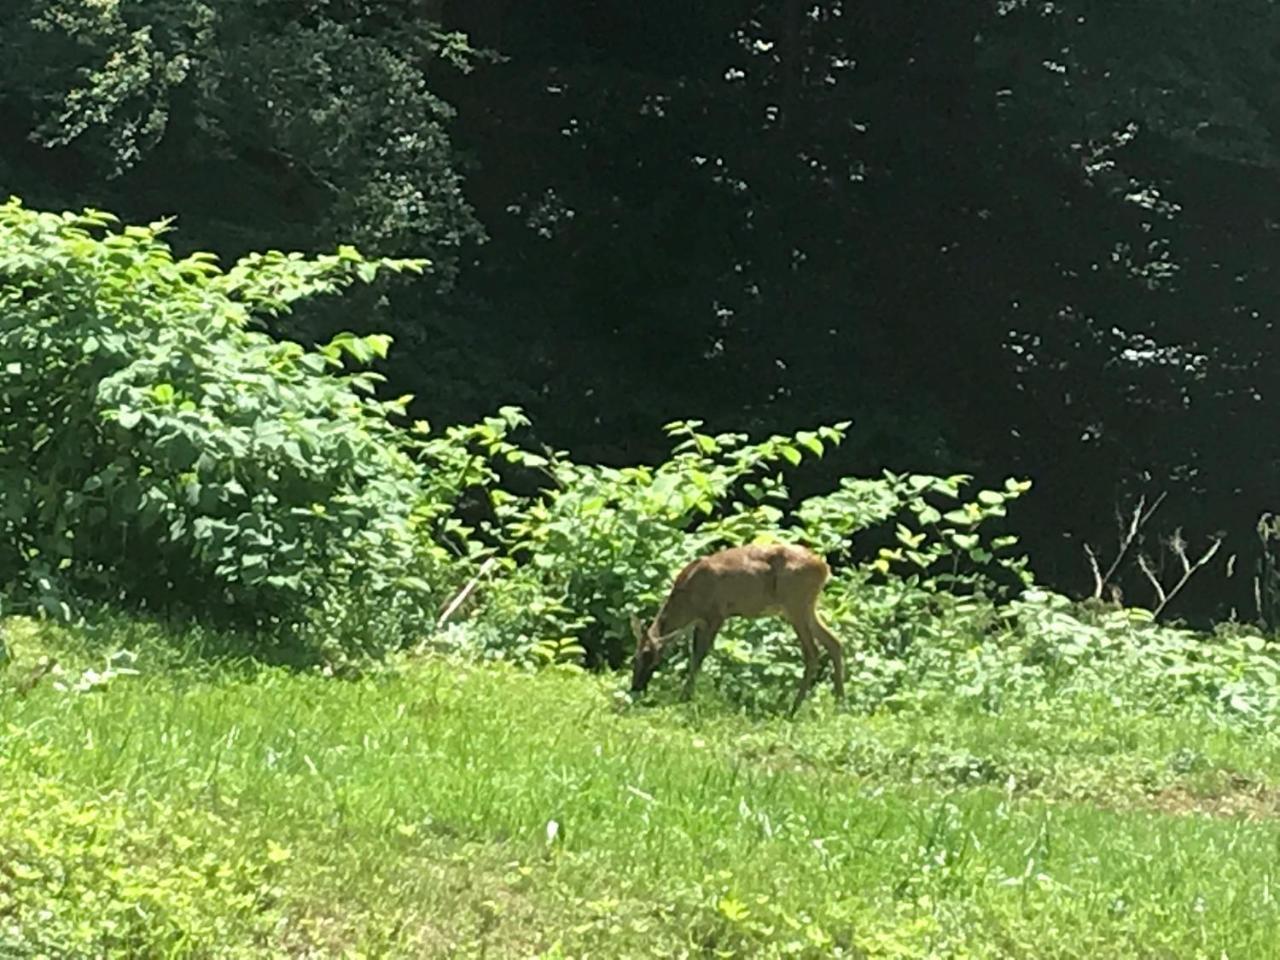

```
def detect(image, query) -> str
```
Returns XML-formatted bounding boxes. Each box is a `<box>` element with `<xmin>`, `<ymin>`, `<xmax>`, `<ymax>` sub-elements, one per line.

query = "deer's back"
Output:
<box><xmin>676</xmin><ymin>543</ymin><xmax>829</xmax><ymax>620</ymax></box>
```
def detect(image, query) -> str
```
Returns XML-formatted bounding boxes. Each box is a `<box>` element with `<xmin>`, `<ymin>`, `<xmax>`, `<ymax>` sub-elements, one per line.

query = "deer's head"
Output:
<box><xmin>628</xmin><ymin>614</ymin><xmax>671</xmax><ymax>694</ymax></box>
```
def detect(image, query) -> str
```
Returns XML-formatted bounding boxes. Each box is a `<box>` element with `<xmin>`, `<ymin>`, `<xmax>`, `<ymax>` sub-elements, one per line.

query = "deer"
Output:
<box><xmin>629</xmin><ymin>542</ymin><xmax>846</xmax><ymax>713</ymax></box>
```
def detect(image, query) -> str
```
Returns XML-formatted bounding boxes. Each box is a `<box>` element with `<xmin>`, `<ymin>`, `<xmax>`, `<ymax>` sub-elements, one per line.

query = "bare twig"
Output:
<box><xmin>1084</xmin><ymin>491</ymin><xmax>1166</xmax><ymax>600</ymax></box>
<box><xmin>437</xmin><ymin>556</ymin><xmax>498</xmax><ymax>628</ymax></box>
<box><xmin>1138</xmin><ymin>491</ymin><xmax>1168</xmax><ymax>527</ymax></box>
<box><xmin>1101</xmin><ymin>495</ymin><xmax>1145</xmax><ymax>587</ymax></box>
<box><xmin>1137</xmin><ymin>553</ymin><xmax>1165</xmax><ymax>608</ymax></box>
<box><xmin>1138</xmin><ymin>531</ymin><xmax>1223</xmax><ymax>619</ymax></box>
<box><xmin>1084</xmin><ymin>542</ymin><xmax>1105</xmax><ymax>599</ymax></box>
<box><xmin>1170</xmin><ymin>527</ymin><xmax>1190</xmax><ymax>574</ymax></box>
<box><xmin>1105</xmin><ymin>493</ymin><xmax>1166</xmax><ymax>586</ymax></box>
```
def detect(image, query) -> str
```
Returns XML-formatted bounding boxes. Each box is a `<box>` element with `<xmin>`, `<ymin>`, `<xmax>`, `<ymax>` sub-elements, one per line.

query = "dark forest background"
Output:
<box><xmin>3</xmin><ymin>0</ymin><xmax>1278</xmax><ymax>625</ymax></box>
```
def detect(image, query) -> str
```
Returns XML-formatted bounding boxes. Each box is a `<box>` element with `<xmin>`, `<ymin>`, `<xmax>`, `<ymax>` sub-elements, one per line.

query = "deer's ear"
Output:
<box><xmin>629</xmin><ymin>614</ymin><xmax>644</xmax><ymax>642</ymax></box>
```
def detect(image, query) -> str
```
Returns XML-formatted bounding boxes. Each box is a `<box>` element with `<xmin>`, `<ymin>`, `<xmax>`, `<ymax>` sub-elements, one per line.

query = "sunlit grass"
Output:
<box><xmin>3</xmin><ymin>614</ymin><xmax>1280</xmax><ymax>957</ymax></box>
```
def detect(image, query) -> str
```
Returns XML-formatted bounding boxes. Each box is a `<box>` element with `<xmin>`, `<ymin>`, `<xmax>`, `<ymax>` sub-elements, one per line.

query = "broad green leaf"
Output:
<box><xmin>915</xmin><ymin>504</ymin><xmax>942</xmax><ymax>525</ymax></box>
<box><xmin>796</xmin><ymin>431</ymin><xmax>824</xmax><ymax>456</ymax></box>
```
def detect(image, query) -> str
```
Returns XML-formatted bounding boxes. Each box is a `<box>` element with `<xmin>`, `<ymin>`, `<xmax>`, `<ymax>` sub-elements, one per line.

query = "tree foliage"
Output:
<box><xmin>0</xmin><ymin>0</ymin><xmax>484</xmax><ymax>266</ymax></box>
<box><xmin>4</xmin><ymin>1</ymin><xmax>1280</xmax><ymax>622</ymax></box>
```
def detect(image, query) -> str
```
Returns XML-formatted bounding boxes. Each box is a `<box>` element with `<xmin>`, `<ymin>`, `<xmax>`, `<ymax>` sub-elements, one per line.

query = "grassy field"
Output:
<box><xmin>3</xmin><ymin>614</ymin><xmax>1280</xmax><ymax>958</ymax></box>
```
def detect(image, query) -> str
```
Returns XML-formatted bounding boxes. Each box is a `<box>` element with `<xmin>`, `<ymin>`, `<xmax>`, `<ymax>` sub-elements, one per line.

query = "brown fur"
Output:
<box><xmin>630</xmin><ymin>543</ymin><xmax>845</xmax><ymax>712</ymax></box>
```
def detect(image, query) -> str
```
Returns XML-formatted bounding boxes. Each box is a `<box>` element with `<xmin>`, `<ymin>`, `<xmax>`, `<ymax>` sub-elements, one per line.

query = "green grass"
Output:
<box><xmin>4</xmin><ymin>614</ymin><xmax>1280</xmax><ymax>958</ymax></box>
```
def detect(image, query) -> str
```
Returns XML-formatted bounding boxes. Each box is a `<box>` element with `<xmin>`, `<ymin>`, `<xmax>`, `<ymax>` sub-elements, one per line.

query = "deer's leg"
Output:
<box><xmin>683</xmin><ymin>617</ymin><xmax>722</xmax><ymax>700</ymax></box>
<box><xmin>809</xmin><ymin>611</ymin><xmax>846</xmax><ymax>703</ymax></box>
<box><xmin>788</xmin><ymin>621</ymin><xmax>822</xmax><ymax>716</ymax></box>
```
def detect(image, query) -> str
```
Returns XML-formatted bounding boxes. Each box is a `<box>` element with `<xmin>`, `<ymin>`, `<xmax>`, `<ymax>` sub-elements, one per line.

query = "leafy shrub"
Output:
<box><xmin>1006</xmin><ymin>590</ymin><xmax>1280</xmax><ymax>721</ymax></box>
<box><xmin>463</xmin><ymin>418</ymin><xmax>1034</xmax><ymax>677</ymax></box>
<box><xmin>0</xmin><ymin>198</ymin><xmax>487</xmax><ymax>659</ymax></box>
<box><xmin>11</xmin><ymin>194</ymin><xmax>1263</xmax><ymax>718</ymax></box>
<box><xmin>473</xmin><ymin>420</ymin><xmax>848</xmax><ymax>667</ymax></box>
<box><xmin>431</xmin><ymin>407</ymin><xmax>1280</xmax><ymax>725</ymax></box>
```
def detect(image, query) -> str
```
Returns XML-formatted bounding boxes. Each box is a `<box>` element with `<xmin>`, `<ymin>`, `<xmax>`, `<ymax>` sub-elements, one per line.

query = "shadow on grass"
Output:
<box><xmin>1</xmin><ymin>600</ymin><xmax>330</xmax><ymax>683</ymax></box>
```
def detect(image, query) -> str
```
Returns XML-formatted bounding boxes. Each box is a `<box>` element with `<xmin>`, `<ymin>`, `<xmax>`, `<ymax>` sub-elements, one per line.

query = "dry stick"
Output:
<box><xmin>1136</xmin><ymin>554</ymin><xmax>1166</xmax><ymax>609</ymax></box>
<box><xmin>437</xmin><ymin>556</ymin><xmax>498</xmax><ymax>628</ymax></box>
<box><xmin>1084</xmin><ymin>491</ymin><xmax>1168</xmax><ymax>599</ymax></box>
<box><xmin>1137</xmin><ymin>534</ymin><xmax>1223</xmax><ymax>619</ymax></box>
<box><xmin>1137</xmin><ymin>490</ymin><xmax>1168</xmax><ymax>526</ymax></box>
<box><xmin>1086</xmin><ymin>497</ymin><xmax>1144</xmax><ymax>598</ymax></box>
<box><xmin>1084</xmin><ymin>542</ymin><xmax>1106</xmax><ymax>599</ymax></box>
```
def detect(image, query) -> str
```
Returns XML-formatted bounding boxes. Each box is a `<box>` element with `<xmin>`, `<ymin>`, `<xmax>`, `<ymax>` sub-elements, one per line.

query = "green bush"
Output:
<box><xmin>462</xmin><ymin>418</ymin><xmax>1034</xmax><ymax>678</ymax></box>
<box><xmin>15</xmin><ymin>193</ymin><xmax>1259</xmax><ymax>723</ymax></box>
<box><xmin>0</xmin><ymin>198</ymin><xmax>484</xmax><ymax>659</ymax></box>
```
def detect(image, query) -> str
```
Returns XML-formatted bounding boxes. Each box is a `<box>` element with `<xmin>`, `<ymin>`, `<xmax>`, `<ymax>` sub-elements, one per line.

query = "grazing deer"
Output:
<box><xmin>629</xmin><ymin>542</ymin><xmax>845</xmax><ymax>712</ymax></box>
